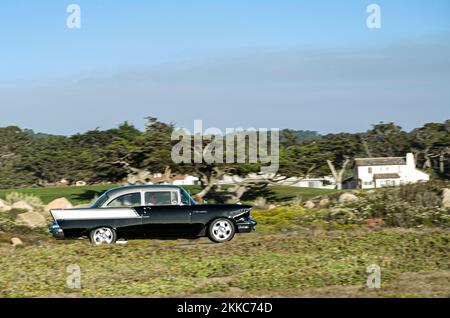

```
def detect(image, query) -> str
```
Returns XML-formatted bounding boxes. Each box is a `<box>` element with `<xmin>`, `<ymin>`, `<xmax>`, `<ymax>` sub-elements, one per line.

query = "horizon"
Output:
<box><xmin>4</xmin><ymin>117</ymin><xmax>449</xmax><ymax>138</ymax></box>
<box><xmin>1</xmin><ymin>1</ymin><xmax>449</xmax><ymax>134</ymax></box>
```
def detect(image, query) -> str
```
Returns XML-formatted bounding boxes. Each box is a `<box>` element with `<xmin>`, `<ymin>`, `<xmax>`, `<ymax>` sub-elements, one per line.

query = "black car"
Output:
<box><xmin>49</xmin><ymin>185</ymin><xmax>256</xmax><ymax>244</ymax></box>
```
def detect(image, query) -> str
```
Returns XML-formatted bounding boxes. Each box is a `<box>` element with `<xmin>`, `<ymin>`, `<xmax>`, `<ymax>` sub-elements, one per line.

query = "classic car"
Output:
<box><xmin>49</xmin><ymin>185</ymin><xmax>257</xmax><ymax>245</ymax></box>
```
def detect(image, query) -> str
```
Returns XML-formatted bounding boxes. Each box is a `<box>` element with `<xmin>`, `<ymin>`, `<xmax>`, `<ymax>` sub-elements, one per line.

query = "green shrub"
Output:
<box><xmin>334</xmin><ymin>181</ymin><xmax>450</xmax><ymax>228</ymax></box>
<box><xmin>5</xmin><ymin>192</ymin><xmax>43</xmax><ymax>207</ymax></box>
<box><xmin>253</xmin><ymin>182</ymin><xmax>450</xmax><ymax>230</ymax></box>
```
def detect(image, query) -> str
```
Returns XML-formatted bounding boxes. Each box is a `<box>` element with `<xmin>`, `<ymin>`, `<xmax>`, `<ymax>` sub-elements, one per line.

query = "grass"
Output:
<box><xmin>0</xmin><ymin>229</ymin><xmax>448</xmax><ymax>297</ymax></box>
<box><xmin>0</xmin><ymin>184</ymin><xmax>340</xmax><ymax>205</ymax></box>
<box><xmin>263</xmin><ymin>185</ymin><xmax>340</xmax><ymax>202</ymax></box>
<box><xmin>1</xmin><ymin>184</ymin><xmax>447</xmax><ymax>298</ymax></box>
<box><xmin>0</xmin><ymin>184</ymin><xmax>118</xmax><ymax>205</ymax></box>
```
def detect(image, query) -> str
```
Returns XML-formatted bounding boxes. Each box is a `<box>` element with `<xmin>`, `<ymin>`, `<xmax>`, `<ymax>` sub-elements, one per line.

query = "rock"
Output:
<box><xmin>16</xmin><ymin>211</ymin><xmax>46</xmax><ymax>228</ymax></box>
<box><xmin>304</xmin><ymin>200</ymin><xmax>315</xmax><ymax>209</ymax></box>
<box><xmin>267</xmin><ymin>204</ymin><xmax>277</xmax><ymax>210</ymax></box>
<box><xmin>442</xmin><ymin>188</ymin><xmax>450</xmax><ymax>208</ymax></box>
<box><xmin>11</xmin><ymin>237</ymin><xmax>23</xmax><ymax>247</ymax></box>
<box><xmin>0</xmin><ymin>199</ymin><xmax>12</xmax><ymax>212</ymax></box>
<box><xmin>11</xmin><ymin>201</ymin><xmax>33</xmax><ymax>211</ymax></box>
<box><xmin>329</xmin><ymin>207</ymin><xmax>356</xmax><ymax>224</ymax></box>
<box><xmin>318</xmin><ymin>197</ymin><xmax>330</xmax><ymax>207</ymax></box>
<box><xmin>45</xmin><ymin>197</ymin><xmax>73</xmax><ymax>212</ymax></box>
<box><xmin>338</xmin><ymin>192</ymin><xmax>358</xmax><ymax>204</ymax></box>
<box><xmin>364</xmin><ymin>218</ymin><xmax>385</xmax><ymax>228</ymax></box>
<box><xmin>253</xmin><ymin>197</ymin><xmax>267</xmax><ymax>209</ymax></box>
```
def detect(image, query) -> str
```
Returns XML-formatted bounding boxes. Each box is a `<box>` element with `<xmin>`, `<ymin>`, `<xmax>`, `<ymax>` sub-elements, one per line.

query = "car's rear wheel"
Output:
<box><xmin>89</xmin><ymin>227</ymin><xmax>117</xmax><ymax>245</ymax></box>
<box><xmin>208</xmin><ymin>218</ymin><xmax>235</xmax><ymax>243</ymax></box>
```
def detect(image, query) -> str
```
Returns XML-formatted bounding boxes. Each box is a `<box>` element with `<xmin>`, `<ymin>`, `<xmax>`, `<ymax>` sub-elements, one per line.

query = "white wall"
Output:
<box><xmin>356</xmin><ymin>153</ymin><xmax>429</xmax><ymax>189</ymax></box>
<box><xmin>358</xmin><ymin>165</ymin><xmax>404</xmax><ymax>189</ymax></box>
<box><xmin>172</xmin><ymin>175</ymin><xmax>199</xmax><ymax>186</ymax></box>
<box><xmin>292</xmin><ymin>179</ymin><xmax>335</xmax><ymax>189</ymax></box>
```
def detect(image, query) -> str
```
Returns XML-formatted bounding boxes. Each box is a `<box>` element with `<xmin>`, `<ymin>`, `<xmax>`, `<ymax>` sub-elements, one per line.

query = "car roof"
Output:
<box><xmin>105</xmin><ymin>184</ymin><xmax>183</xmax><ymax>196</ymax></box>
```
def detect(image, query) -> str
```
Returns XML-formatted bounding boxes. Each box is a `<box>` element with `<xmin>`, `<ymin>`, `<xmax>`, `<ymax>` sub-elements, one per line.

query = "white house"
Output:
<box><xmin>219</xmin><ymin>174</ymin><xmax>336</xmax><ymax>189</ymax></box>
<box><xmin>290</xmin><ymin>176</ymin><xmax>336</xmax><ymax>189</ymax></box>
<box><xmin>172</xmin><ymin>175</ymin><xmax>200</xmax><ymax>186</ymax></box>
<box><xmin>346</xmin><ymin>153</ymin><xmax>429</xmax><ymax>189</ymax></box>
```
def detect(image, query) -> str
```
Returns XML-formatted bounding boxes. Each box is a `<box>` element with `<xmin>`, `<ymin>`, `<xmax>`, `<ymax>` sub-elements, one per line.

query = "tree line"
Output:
<box><xmin>0</xmin><ymin>117</ymin><xmax>449</xmax><ymax>197</ymax></box>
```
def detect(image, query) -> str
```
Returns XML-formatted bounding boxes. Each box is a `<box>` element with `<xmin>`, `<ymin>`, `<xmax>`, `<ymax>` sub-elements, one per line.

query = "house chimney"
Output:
<box><xmin>406</xmin><ymin>153</ymin><xmax>415</xmax><ymax>168</ymax></box>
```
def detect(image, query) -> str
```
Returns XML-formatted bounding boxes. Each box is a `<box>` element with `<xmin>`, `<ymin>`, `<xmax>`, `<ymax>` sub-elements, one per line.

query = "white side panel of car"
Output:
<box><xmin>50</xmin><ymin>208</ymin><xmax>140</xmax><ymax>221</ymax></box>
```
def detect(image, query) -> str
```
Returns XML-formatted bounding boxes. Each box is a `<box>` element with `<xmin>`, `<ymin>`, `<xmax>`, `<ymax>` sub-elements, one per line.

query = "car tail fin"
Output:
<box><xmin>49</xmin><ymin>209</ymin><xmax>58</xmax><ymax>222</ymax></box>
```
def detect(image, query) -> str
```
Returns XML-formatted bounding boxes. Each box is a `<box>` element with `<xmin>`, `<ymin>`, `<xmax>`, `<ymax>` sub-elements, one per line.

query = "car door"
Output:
<box><xmin>140</xmin><ymin>189</ymin><xmax>192</xmax><ymax>237</ymax></box>
<box><xmin>103</xmin><ymin>191</ymin><xmax>144</xmax><ymax>238</ymax></box>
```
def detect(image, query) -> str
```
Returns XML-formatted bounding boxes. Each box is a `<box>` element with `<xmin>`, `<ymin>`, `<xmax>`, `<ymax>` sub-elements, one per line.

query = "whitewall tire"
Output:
<box><xmin>208</xmin><ymin>218</ymin><xmax>235</xmax><ymax>243</ymax></box>
<box><xmin>89</xmin><ymin>227</ymin><xmax>117</xmax><ymax>245</ymax></box>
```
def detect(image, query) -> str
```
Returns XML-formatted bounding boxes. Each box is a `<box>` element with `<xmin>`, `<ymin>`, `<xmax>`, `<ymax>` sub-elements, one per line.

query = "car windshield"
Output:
<box><xmin>90</xmin><ymin>193</ymin><xmax>109</xmax><ymax>208</ymax></box>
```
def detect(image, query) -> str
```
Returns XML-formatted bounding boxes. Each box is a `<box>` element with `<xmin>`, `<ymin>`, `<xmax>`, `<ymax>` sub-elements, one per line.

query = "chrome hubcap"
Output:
<box><xmin>212</xmin><ymin>220</ymin><xmax>232</xmax><ymax>240</ymax></box>
<box><xmin>93</xmin><ymin>228</ymin><xmax>113</xmax><ymax>245</ymax></box>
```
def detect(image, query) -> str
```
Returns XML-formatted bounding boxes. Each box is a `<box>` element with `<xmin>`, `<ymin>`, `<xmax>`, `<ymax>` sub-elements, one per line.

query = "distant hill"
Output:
<box><xmin>23</xmin><ymin>129</ymin><xmax>57</xmax><ymax>140</ymax></box>
<box><xmin>280</xmin><ymin>129</ymin><xmax>322</xmax><ymax>146</ymax></box>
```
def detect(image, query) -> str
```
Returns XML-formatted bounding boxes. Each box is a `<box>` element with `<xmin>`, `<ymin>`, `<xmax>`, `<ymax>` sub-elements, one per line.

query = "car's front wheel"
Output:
<box><xmin>208</xmin><ymin>218</ymin><xmax>235</xmax><ymax>243</ymax></box>
<box><xmin>89</xmin><ymin>227</ymin><xmax>117</xmax><ymax>245</ymax></box>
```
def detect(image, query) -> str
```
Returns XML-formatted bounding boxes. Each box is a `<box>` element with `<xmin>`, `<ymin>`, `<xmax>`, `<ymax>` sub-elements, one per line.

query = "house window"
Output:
<box><xmin>386</xmin><ymin>180</ymin><xmax>396</xmax><ymax>186</ymax></box>
<box><xmin>368</xmin><ymin>167</ymin><xmax>372</xmax><ymax>174</ymax></box>
<box><xmin>364</xmin><ymin>181</ymin><xmax>373</xmax><ymax>186</ymax></box>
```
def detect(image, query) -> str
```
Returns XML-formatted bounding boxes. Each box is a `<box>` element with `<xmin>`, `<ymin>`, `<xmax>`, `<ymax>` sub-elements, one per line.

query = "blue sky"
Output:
<box><xmin>0</xmin><ymin>0</ymin><xmax>449</xmax><ymax>134</ymax></box>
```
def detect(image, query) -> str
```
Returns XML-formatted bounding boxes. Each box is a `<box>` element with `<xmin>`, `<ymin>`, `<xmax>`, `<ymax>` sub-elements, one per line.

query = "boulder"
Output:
<box><xmin>364</xmin><ymin>218</ymin><xmax>385</xmax><ymax>228</ymax></box>
<box><xmin>442</xmin><ymin>188</ymin><xmax>450</xmax><ymax>209</ymax></box>
<box><xmin>11</xmin><ymin>237</ymin><xmax>23</xmax><ymax>247</ymax></box>
<box><xmin>338</xmin><ymin>192</ymin><xmax>358</xmax><ymax>204</ymax></box>
<box><xmin>304</xmin><ymin>200</ymin><xmax>315</xmax><ymax>209</ymax></box>
<box><xmin>11</xmin><ymin>201</ymin><xmax>34</xmax><ymax>211</ymax></box>
<box><xmin>0</xmin><ymin>199</ymin><xmax>11</xmax><ymax>212</ymax></box>
<box><xmin>318</xmin><ymin>197</ymin><xmax>330</xmax><ymax>207</ymax></box>
<box><xmin>45</xmin><ymin>197</ymin><xmax>73</xmax><ymax>212</ymax></box>
<box><xmin>16</xmin><ymin>211</ymin><xmax>46</xmax><ymax>228</ymax></box>
<box><xmin>329</xmin><ymin>207</ymin><xmax>356</xmax><ymax>224</ymax></box>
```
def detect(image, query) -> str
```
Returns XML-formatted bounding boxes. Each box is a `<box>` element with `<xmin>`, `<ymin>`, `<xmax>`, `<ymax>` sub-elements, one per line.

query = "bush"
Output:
<box><xmin>254</xmin><ymin>182</ymin><xmax>450</xmax><ymax>230</ymax></box>
<box><xmin>5</xmin><ymin>192</ymin><xmax>43</xmax><ymax>207</ymax></box>
<box><xmin>334</xmin><ymin>181</ymin><xmax>450</xmax><ymax>228</ymax></box>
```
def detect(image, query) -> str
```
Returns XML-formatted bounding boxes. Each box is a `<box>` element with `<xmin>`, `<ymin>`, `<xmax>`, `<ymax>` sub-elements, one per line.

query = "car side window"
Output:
<box><xmin>107</xmin><ymin>192</ymin><xmax>141</xmax><ymax>207</ymax></box>
<box><xmin>145</xmin><ymin>191</ymin><xmax>178</xmax><ymax>205</ymax></box>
